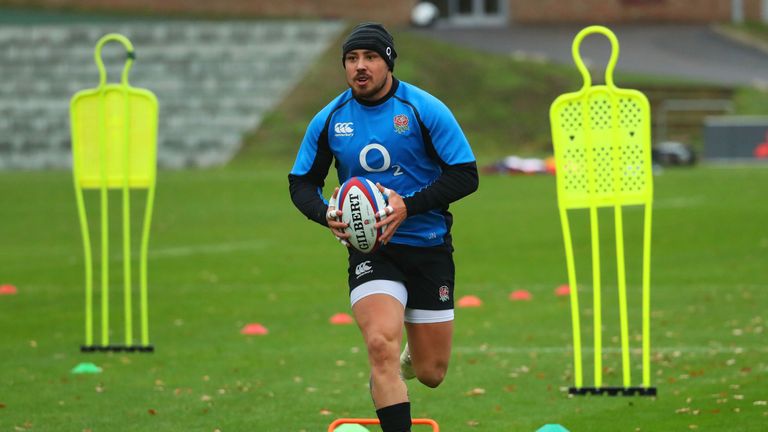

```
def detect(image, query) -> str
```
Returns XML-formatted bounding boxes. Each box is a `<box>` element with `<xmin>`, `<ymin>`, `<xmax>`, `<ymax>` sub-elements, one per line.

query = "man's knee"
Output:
<box><xmin>366</xmin><ymin>333</ymin><xmax>399</xmax><ymax>367</ymax></box>
<box><xmin>416</xmin><ymin>362</ymin><xmax>448</xmax><ymax>388</ymax></box>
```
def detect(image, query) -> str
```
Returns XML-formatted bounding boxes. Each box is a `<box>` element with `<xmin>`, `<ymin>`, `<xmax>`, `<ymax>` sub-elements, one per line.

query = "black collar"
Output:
<box><xmin>354</xmin><ymin>76</ymin><xmax>399</xmax><ymax>107</ymax></box>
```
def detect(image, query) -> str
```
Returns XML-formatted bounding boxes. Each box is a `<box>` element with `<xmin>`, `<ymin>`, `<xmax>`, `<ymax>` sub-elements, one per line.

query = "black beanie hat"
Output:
<box><xmin>342</xmin><ymin>22</ymin><xmax>397</xmax><ymax>71</ymax></box>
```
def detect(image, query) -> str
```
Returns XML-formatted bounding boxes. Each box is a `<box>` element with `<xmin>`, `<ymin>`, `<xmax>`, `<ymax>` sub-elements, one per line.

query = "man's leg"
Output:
<box><xmin>353</xmin><ymin>290</ymin><xmax>411</xmax><ymax>432</ymax></box>
<box><xmin>404</xmin><ymin>320</ymin><xmax>453</xmax><ymax>388</ymax></box>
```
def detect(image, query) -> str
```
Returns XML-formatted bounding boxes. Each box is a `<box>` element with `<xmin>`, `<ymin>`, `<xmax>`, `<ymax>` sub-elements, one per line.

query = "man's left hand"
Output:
<box><xmin>375</xmin><ymin>183</ymin><xmax>407</xmax><ymax>245</ymax></box>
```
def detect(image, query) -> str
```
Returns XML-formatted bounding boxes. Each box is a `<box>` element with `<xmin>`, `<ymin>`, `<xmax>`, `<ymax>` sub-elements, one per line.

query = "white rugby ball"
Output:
<box><xmin>338</xmin><ymin>176</ymin><xmax>388</xmax><ymax>253</ymax></box>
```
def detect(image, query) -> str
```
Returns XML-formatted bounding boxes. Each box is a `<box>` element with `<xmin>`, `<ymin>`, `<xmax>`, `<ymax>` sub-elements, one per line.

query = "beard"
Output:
<box><xmin>350</xmin><ymin>74</ymin><xmax>389</xmax><ymax>101</ymax></box>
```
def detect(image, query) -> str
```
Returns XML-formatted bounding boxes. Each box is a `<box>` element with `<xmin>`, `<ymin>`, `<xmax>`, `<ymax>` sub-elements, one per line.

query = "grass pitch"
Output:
<box><xmin>0</xmin><ymin>164</ymin><xmax>766</xmax><ymax>431</ymax></box>
<box><xmin>1</xmin><ymin>25</ymin><xmax>767</xmax><ymax>432</ymax></box>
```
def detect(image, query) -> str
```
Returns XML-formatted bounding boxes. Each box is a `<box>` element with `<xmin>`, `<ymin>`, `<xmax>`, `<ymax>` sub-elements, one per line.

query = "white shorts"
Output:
<box><xmin>350</xmin><ymin>280</ymin><xmax>454</xmax><ymax>324</ymax></box>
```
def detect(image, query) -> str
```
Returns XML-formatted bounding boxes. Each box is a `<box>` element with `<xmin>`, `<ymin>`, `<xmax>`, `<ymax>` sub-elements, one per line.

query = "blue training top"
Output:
<box><xmin>290</xmin><ymin>78</ymin><xmax>476</xmax><ymax>247</ymax></box>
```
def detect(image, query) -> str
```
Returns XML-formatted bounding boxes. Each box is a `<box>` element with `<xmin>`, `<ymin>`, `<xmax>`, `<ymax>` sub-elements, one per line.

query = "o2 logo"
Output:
<box><xmin>359</xmin><ymin>143</ymin><xmax>402</xmax><ymax>176</ymax></box>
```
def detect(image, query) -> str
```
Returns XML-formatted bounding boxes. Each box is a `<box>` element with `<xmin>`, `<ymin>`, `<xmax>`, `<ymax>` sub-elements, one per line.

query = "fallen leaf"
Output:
<box><xmin>148</xmin><ymin>409</ymin><xmax>157</xmax><ymax>415</ymax></box>
<box><xmin>465</xmin><ymin>388</ymin><xmax>486</xmax><ymax>396</ymax></box>
<box><xmin>466</xmin><ymin>420</ymin><xmax>480</xmax><ymax>427</ymax></box>
<box><xmin>319</xmin><ymin>409</ymin><xmax>332</xmax><ymax>416</ymax></box>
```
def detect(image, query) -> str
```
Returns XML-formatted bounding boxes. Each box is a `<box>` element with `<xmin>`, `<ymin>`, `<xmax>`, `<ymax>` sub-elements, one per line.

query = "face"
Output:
<box><xmin>344</xmin><ymin>49</ymin><xmax>392</xmax><ymax>101</ymax></box>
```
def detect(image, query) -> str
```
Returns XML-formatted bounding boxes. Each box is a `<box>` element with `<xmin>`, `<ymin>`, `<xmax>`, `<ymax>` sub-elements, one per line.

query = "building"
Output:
<box><xmin>2</xmin><ymin>0</ymin><xmax>767</xmax><ymax>26</ymax></box>
<box><xmin>434</xmin><ymin>0</ymin><xmax>768</xmax><ymax>26</ymax></box>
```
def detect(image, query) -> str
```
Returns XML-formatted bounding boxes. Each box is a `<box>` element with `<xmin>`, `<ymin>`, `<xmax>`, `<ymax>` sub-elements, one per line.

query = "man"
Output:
<box><xmin>288</xmin><ymin>22</ymin><xmax>478</xmax><ymax>432</ymax></box>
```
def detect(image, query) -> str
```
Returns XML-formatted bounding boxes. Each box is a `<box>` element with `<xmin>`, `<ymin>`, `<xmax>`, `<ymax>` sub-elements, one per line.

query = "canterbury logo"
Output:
<box><xmin>355</xmin><ymin>261</ymin><xmax>373</xmax><ymax>278</ymax></box>
<box><xmin>334</xmin><ymin>122</ymin><xmax>354</xmax><ymax>136</ymax></box>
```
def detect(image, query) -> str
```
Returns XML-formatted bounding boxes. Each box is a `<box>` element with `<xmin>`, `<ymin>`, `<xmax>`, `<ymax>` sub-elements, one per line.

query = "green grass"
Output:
<box><xmin>0</xmin><ymin>165</ymin><xmax>767</xmax><ymax>431</ymax></box>
<box><xmin>2</xmin><ymin>25</ymin><xmax>768</xmax><ymax>432</ymax></box>
<box><xmin>733</xmin><ymin>86</ymin><xmax>768</xmax><ymax>115</ymax></box>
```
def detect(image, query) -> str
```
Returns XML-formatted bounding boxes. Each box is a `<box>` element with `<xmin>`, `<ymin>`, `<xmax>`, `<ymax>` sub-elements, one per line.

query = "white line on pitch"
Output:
<box><xmin>149</xmin><ymin>240</ymin><xmax>269</xmax><ymax>258</ymax></box>
<box><xmin>454</xmin><ymin>346</ymin><xmax>768</xmax><ymax>355</ymax></box>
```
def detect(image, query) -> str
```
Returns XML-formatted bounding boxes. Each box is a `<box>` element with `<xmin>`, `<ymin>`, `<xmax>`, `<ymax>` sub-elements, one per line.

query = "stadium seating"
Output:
<box><xmin>0</xmin><ymin>21</ymin><xmax>343</xmax><ymax>169</ymax></box>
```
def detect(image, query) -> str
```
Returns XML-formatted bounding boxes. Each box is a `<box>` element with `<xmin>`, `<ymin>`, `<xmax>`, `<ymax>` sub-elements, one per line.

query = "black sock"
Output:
<box><xmin>376</xmin><ymin>402</ymin><xmax>411</xmax><ymax>432</ymax></box>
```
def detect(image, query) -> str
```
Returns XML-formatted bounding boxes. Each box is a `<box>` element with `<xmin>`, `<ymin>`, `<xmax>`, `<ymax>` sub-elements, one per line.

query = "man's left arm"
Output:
<box><xmin>401</xmin><ymin>161</ymin><xmax>478</xmax><ymax>216</ymax></box>
<box><xmin>402</xmin><ymin>96</ymin><xmax>479</xmax><ymax>215</ymax></box>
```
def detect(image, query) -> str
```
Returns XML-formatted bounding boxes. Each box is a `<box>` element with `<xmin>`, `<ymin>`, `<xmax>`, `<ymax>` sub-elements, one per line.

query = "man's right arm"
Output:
<box><xmin>288</xmin><ymin>174</ymin><xmax>331</xmax><ymax>227</ymax></box>
<box><xmin>288</xmin><ymin>111</ymin><xmax>334</xmax><ymax>227</ymax></box>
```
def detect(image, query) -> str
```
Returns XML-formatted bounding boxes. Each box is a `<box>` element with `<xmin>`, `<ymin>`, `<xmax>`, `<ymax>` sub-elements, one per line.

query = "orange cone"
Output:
<box><xmin>509</xmin><ymin>290</ymin><xmax>532</xmax><ymax>301</ymax></box>
<box><xmin>241</xmin><ymin>323</ymin><xmax>268</xmax><ymax>335</ymax></box>
<box><xmin>0</xmin><ymin>285</ymin><xmax>17</xmax><ymax>295</ymax></box>
<box><xmin>457</xmin><ymin>295</ymin><xmax>482</xmax><ymax>308</ymax></box>
<box><xmin>330</xmin><ymin>313</ymin><xmax>354</xmax><ymax>325</ymax></box>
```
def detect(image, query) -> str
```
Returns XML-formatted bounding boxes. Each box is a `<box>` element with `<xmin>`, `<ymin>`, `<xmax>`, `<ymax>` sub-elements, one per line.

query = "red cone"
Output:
<box><xmin>329</xmin><ymin>313</ymin><xmax>354</xmax><ymax>325</ymax></box>
<box><xmin>457</xmin><ymin>295</ymin><xmax>482</xmax><ymax>308</ymax></box>
<box><xmin>509</xmin><ymin>290</ymin><xmax>532</xmax><ymax>301</ymax></box>
<box><xmin>241</xmin><ymin>323</ymin><xmax>268</xmax><ymax>335</ymax></box>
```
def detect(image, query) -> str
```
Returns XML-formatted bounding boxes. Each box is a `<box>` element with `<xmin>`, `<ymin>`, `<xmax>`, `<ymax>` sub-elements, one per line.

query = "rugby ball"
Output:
<box><xmin>337</xmin><ymin>176</ymin><xmax>387</xmax><ymax>253</ymax></box>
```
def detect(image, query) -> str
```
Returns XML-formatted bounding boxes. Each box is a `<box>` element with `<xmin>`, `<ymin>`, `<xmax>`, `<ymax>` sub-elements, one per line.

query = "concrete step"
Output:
<box><xmin>0</xmin><ymin>20</ymin><xmax>343</xmax><ymax>170</ymax></box>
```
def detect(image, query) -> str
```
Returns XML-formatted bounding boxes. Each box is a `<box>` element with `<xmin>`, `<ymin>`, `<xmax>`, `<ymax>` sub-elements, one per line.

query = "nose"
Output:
<box><xmin>352</xmin><ymin>58</ymin><xmax>367</xmax><ymax>71</ymax></box>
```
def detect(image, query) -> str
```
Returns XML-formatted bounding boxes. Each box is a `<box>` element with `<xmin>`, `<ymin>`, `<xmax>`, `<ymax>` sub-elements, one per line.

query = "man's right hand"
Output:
<box><xmin>327</xmin><ymin>187</ymin><xmax>350</xmax><ymax>247</ymax></box>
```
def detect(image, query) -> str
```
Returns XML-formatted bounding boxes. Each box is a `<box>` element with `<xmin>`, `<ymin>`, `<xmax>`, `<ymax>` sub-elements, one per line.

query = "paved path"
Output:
<box><xmin>413</xmin><ymin>24</ymin><xmax>768</xmax><ymax>87</ymax></box>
